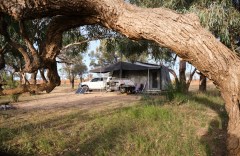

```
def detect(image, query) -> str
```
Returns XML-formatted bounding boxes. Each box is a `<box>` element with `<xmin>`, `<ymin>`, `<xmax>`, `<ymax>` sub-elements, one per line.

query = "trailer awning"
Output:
<box><xmin>90</xmin><ymin>62</ymin><xmax>160</xmax><ymax>73</ymax></box>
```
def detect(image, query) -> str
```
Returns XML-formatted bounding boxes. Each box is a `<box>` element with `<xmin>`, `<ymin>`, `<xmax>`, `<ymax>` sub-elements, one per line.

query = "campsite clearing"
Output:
<box><xmin>0</xmin><ymin>84</ymin><xmax>227</xmax><ymax>156</ymax></box>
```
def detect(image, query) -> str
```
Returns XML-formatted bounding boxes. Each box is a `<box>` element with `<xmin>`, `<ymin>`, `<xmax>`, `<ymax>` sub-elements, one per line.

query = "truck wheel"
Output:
<box><xmin>106</xmin><ymin>87</ymin><xmax>112</xmax><ymax>92</ymax></box>
<box><xmin>130</xmin><ymin>87</ymin><xmax>135</xmax><ymax>94</ymax></box>
<box><xmin>120</xmin><ymin>87</ymin><xmax>126</xmax><ymax>93</ymax></box>
<box><xmin>82</xmin><ymin>85</ymin><xmax>89</xmax><ymax>92</ymax></box>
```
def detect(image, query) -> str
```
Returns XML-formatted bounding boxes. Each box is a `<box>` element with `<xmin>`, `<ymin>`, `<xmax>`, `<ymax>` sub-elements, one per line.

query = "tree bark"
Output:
<box><xmin>168</xmin><ymin>68</ymin><xmax>179</xmax><ymax>85</ymax></box>
<box><xmin>1</xmin><ymin>0</ymin><xmax>240</xmax><ymax>154</ymax></box>
<box><xmin>30</xmin><ymin>71</ymin><xmax>38</xmax><ymax>85</ymax></box>
<box><xmin>179</xmin><ymin>59</ymin><xmax>187</xmax><ymax>92</ymax></box>
<box><xmin>70</xmin><ymin>75</ymin><xmax>74</xmax><ymax>89</ymax></box>
<box><xmin>0</xmin><ymin>45</ymin><xmax>6</xmax><ymax>70</ymax></box>
<box><xmin>199</xmin><ymin>73</ymin><xmax>207</xmax><ymax>92</ymax></box>
<box><xmin>186</xmin><ymin>68</ymin><xmax>196</xmax><ymax>91</ymax></box>
<box><xmin>39</xmin><ymin>69</ymin><xmax>48</xmax><ymax>83</ymax></box>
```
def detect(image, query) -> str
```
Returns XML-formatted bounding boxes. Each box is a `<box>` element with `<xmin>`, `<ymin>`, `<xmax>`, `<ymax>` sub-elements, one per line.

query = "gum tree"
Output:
<box><xmin>1</xmin><ymin>0</ymin><xmax>240</xmax><ymax>154</ymax></box>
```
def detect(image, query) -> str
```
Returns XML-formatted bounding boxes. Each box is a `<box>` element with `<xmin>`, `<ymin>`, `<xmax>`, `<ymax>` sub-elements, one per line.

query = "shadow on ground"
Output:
<box><xmin>191</xmin><ymin>93</ymin><xmax>228</xmax><ymax>156</ymax></box>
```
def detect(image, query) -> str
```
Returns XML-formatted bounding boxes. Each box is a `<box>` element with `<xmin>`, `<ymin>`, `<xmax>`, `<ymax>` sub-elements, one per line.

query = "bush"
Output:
<box><xmin>1</xmin><ymin>72</ymin><xmax>21</xmax><ymax>102</ymax></box>
<box><xmin>165</xmin><ymin>83</ymin><xmax>189</xmax><ymax>103</ymax></box>
<box><xmin>11</xmin><ymin>94</ymin><xmax>21</xmax><ymax>102</ymax></box>
<box><xmin>165</xmin><ymin>84</ymin><xmax>175</xmax><ymax>101</ymax></box>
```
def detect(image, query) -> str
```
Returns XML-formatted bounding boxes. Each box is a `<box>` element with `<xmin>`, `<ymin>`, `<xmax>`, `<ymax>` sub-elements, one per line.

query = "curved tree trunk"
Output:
<box><xmin>168</xmin><ymin>69</ymin><xmax>179</xmax><ymax>86</ymax></box>
<box><xmin>22</xmin><ymin>73</ymin><xmax>30</xmax><ymax>85</ymax></box>
<box><xmin>39</xmin><ymin>69</ymin><xmax>48</xmax><ymax>83</ymax></box>
<box><xmin>1</xmin><ymin>0</ymin><xmax>240</xmax><ymax>154</ymax></box>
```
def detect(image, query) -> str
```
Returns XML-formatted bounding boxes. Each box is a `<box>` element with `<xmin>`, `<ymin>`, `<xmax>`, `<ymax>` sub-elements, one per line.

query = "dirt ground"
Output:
<box><xmin>2</xmin><ymin>80</ymin><xmax>215</xmax><ymax>111</ymax></box>
<box><xmin>12</xmin><ymin>87</ymin><xmax>141</xmax><ymax>111</ymax></box>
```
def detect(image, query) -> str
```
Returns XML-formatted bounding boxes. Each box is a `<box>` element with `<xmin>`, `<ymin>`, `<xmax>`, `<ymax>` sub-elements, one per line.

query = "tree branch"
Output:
<box><xmin>168</xmin><ymin>68</ymin><xmax>179</xmax><ymax>84</ymax></box>
<box><xmin>186</xmin><ymin>68</ymin><xmax>197</xmax><ymax>87</ymax></box>
<box><xmin>19</xmin><ymin>20</ymin><xmax>40</xmax><ymax>67</ymax></box>
<box><xmin>0</xmin><ymin>16</ymin><xmax>35</xmax><ymax>72</ymax></box>
<box><xmin>0</xmin><ymin>43</ymin><xmax>7</xmax><ymax>69</ymax></box>
<box><xmin>42</xmin><ymin>15</ymin><xmax>98</xmax><ymax>60</ymax></box>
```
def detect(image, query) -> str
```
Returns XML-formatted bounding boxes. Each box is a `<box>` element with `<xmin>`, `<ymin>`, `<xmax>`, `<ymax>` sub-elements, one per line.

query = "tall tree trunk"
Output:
<box><xmin>79</xmin><ymin>73</ymin><xmax>83</xmax><ymax>84</ymax></box>
<box><xmin>0</xmin><ymin>45</ymin><xmax>6</xmax><ymax>70</ymax></box>
<box><xmin>71</xmin><ymin>76</ymin><xmax>74</xmax><ymax>89</ymax></box>
<box><xmin>2</xmin><ymin>0</ymin><xmax>240</xmax><ymax>154</ymax></box>
<box><xmin>199</xmin><ymin>73</ymin><xmax>207</xmax><ymax>92</ymax></box>
<box><xmin>179</xmin><ymin>59</ymin><xmax>187</xmax><ymax>92</ymax></box>
<box><xmin>221</xmin><ymin>89</ymin><xmax>240</xmax><ymax>155</ymax></box>
<box><xmin>0</xmin><ymin>52</ymin><xmax>5</xmax><ymax>70</ymax></box>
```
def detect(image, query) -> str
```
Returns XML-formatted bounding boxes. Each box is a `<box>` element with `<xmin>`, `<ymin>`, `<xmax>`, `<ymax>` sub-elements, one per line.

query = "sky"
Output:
<box><xmin>82</xmin><ymin>40</ymin><xmax>100</xmax><ymax>70</ymax></box>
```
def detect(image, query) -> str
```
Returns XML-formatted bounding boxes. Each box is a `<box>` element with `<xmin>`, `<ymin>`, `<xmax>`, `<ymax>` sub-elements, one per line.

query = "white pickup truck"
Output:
<box><xmin>80</xmin><ymin>77</ymin><xmax>107</xmax><ymax>91</ymax></box>
<box><xmin>79</xmin><ymin>77</ymin><xmax>135</xmax><ymax>93</ymax></box>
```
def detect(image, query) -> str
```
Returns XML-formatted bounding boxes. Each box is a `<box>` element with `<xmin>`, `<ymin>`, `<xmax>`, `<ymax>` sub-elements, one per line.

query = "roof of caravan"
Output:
<box><xmin>89</xmin><ymin>61</ymin><xmax>163</xmax><ymax>73</ymax></box>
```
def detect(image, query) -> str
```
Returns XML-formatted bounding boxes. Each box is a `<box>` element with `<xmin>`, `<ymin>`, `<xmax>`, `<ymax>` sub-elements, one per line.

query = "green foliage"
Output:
<box><xmin>11</xmin><ymin>94</ymin><xmax>21</xmax><ymax>102</ymax></box>
<box><xmin>1</xmin><ymin>71</ymin><xmax>16</xmax><ymax>88</ymax></box>
<box><xmin>90</xmin><ymin>37</ymin><xmax>175</xmax><ymax>68</ymax></box>
<box><xmin>62</xmin><ymin>28</ymin><xmax>89</xmax><ymax>55</ymax></box>
<box><xmin>89</xmin><ymin>39</ymin><xmax>120</xmax><ymax>67</ymax></box>
<box><xmin>129</xmin><ymin>0</ymin><xmax>240</xmax><ymax>50</ymax></box>
<box><xmin>0</xmin><ymin>70</ymin><xmax>21</xmax><ymax>102</ymax></box>
<box><xmin>189</xmin><ymin>2</ymin><xmax>240</xmax><ymax>47</ymax></box>
<box><xmin>163</xmin><ymin>82</ymin><xmax>189</xmax><ymax>101</ymax></box>
<box><xmin>62</xmin><ymin>57</ymin><xmax>87</xmax><ymax>80</ymax></box>
<box><xmin>165</xmin><ymin>84</ymin><xmax>176</xmax><ymax>101</ymax></box>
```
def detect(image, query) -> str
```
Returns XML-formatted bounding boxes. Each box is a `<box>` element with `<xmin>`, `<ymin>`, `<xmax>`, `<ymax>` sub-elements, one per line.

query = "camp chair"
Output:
<box><xmin>135</xmin><ymin>82</ymin><xmax>146</xmax><ymax>94</ymax></box>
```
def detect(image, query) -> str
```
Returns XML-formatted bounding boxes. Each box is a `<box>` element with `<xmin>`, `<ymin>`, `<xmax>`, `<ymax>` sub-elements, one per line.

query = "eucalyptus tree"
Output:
<box><xmin>89</xmin><ymin>41</ymin><xmax>120</xmax><ymax>68</ymax></box>
<box><xmin>1</xmin><ymin>0</ymin><xmax>240</xmax><ymax>154</ymax></box>
<box><xmin>62</xmin><ymin>57</ymin><xmax>87</xmax><ymax>89</ymax></box>
<box><xmin>94</xmin><ymin>38</ymin><xmax>150</xmax><ymax>65</ymax></box>
<box><xmin>91</xmin><ymin>37</ymin><xmax>173</xmax><ymax>67</ymax></box>
<box><xmin>129</xmin><ymin>0</ymin><xmax>240</xmax><ymax>92</ymax></box>
<box><xmin>58</xmin><ymin>28</ymin><xmax>89</xmax><ymax>89</ymax></box>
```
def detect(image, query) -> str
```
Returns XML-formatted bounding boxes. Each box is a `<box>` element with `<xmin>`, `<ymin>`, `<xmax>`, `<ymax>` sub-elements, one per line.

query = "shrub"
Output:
<box><xmin>11</xmin><ymin>94</ymin><xmax>21</xmax><ymax>102</ymax></box>
<box><xmin>1</xmin><ymin>72</ymin><xmax>21</xmax><ymax>102</ymax></box>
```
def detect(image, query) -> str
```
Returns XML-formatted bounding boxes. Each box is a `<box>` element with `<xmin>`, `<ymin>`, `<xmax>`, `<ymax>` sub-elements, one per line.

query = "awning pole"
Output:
<box><xmin>148</xmin><ymin>68</ymin><xmax>150</xmax><ymax>90</ymax></box>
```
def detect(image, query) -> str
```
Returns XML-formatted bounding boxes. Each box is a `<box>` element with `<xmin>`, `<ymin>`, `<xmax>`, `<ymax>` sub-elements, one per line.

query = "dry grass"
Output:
<box><xmin>0</xmin><ymin>85</ymin><xmax>228</xmax><ymax>155</ymax></box>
